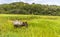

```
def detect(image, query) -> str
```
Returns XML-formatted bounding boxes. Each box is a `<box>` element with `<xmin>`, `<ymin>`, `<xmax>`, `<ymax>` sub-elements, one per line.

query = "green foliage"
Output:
<box><xmin>0</xmin><ymin>14</ymin><xmax>60</xmax><ymax>37</ymax></box>
<box><xmin>0</xmin><ymin>2</ymin><xmax>60</xmax><ymax>15</ymax></box>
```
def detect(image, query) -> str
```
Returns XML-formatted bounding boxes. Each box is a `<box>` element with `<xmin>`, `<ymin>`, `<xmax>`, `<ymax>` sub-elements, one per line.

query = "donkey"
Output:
<box><xmin>13</xmin><ymin>20</ymin><xmax>28</xmax><ymax>28</ymax></box>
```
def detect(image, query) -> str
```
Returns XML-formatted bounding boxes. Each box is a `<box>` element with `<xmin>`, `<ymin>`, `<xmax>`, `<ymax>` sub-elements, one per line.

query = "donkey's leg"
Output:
<box><xmin>24</xmin><ymin>22</ymin><xmax>28</xmax><ymax>28</ymax></box>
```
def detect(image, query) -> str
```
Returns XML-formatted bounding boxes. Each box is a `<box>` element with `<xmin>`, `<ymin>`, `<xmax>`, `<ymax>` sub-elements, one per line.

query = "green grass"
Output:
<box><xmin>0</xmin><ymin>14</ymin><xmax>60</xmax><ymax>37</ymax></box>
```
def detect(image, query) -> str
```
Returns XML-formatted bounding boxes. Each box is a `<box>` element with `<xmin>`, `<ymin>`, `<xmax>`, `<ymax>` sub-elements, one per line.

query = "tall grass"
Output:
<box><xmin>0</xmin><ymin>14</ymin><xmax>60</xmax><ymax>37</ymax></box>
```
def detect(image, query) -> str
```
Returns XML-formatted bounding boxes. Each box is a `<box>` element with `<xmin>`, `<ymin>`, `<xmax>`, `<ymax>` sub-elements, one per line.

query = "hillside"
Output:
<box><xmin>0</xmin><ymin>2</ymin><xmax>60</xmax><ymax>15</ymax></box>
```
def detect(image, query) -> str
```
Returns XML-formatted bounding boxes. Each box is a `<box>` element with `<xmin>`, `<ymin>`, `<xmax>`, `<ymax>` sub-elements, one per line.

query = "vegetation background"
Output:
<box><xmin>0</xmin><ymin>2</ymin><xmax>60</xmax><ymax>37</ymax></box>
<box><xmin>0</xmin><ymin>2</ymin><xmax>60</xmax><ymax>16</ymax></box>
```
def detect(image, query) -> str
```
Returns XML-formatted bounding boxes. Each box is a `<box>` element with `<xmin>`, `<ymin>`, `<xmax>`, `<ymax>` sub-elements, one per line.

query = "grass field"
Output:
<box><xmin>0</xmin><ymin>14</ymin><xmax>60</xmax><ymax>37</ymax></box>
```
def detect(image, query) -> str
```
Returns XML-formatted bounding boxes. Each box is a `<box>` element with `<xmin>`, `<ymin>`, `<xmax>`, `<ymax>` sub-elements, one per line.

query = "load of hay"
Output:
<box><xmin>13</xmin><ymin>20</ymin><xmax>28</xmax><ymax>28</ymax></box>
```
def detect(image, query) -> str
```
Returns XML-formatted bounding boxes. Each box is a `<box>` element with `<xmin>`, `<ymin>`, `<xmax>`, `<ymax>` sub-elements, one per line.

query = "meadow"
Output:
<box><xmin>0</xmin><ymin>14</ymin><xmax>60</xmax><ymax>37</ymax></box>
